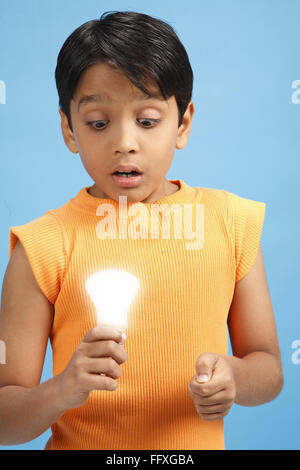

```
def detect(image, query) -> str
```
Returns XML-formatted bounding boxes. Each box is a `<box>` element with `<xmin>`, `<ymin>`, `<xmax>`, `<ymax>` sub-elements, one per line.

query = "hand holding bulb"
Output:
<box><xmin>54</xmin><ymin>269</ymin><xmax>139</xmax><ymax>412</ymax></box>
<box><xmin>55</xmin><ymin>325</ymin><xmax>128</xmax><ymax>411</ymax></box>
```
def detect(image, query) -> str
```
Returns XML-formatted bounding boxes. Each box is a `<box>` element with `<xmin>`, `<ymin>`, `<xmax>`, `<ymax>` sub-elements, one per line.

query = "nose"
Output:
<box><xmin>113</xmin><ymin>120</ymin><xmax>139</xmax><ymax>154</ymax></box>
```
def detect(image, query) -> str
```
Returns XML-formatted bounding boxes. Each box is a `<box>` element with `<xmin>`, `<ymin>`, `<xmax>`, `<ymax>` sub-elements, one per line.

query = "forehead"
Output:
<box><xmin>73</xmin><ymin>62</ymin><xmax>166</xmax><ymax>107</ymax></box>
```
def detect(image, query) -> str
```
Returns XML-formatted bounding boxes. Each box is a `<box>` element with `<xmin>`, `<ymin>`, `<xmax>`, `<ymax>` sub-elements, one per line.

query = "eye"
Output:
<box><xmin>137</xmin><ymin>118</ymin><xmax>160</xmax><ymax>128</ymax></box>
<box><xmin>86</xmin><ymin>118</ymin><xmax>160</xmax><ymax>131</ymax></box>
<box><xmin>86</xmin><ymin>120</ymin><xmax>108</xmax><ymax>130</ymax></box>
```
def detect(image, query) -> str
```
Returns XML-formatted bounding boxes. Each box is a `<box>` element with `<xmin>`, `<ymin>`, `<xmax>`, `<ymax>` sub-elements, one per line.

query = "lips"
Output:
<box><xmin>112</xmin><ymin>172</ymin><xmax>143</xmax><ymax>187</ymax></box>
<box><xmin>111</xmin><ymin>164</ymin><xmax>143</xmax><ymax>175</ymax></box>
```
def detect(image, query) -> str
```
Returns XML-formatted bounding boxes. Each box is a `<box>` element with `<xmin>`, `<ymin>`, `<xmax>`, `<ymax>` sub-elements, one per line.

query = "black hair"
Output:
<box><xmin>55</xmin><ymin>10</ymin><xmax>193</xmax><ymax>131</ymax></box>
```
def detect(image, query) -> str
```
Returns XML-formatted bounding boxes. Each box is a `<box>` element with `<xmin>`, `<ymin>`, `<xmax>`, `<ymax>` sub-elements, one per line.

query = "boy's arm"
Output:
<box><xmin>188</xmin><ymin>244</ymin><xmax>283</xmax><ymax>419</ymax></box>
<box><xmin>223</xmin><ymin>243</ymin><xmax>283</xmax><ymax>406</ymax></box>
<box><xmin>0</xmin><ymin>241</ymin><xmax>67</xmax><ymax>445</ymax></box>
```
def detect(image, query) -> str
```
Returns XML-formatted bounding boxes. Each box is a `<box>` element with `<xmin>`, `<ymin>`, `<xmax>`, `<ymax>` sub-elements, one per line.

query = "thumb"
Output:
<box><xmin>195</xmin><ymin>352</ymin><xmax>219</xmax><ymax>383</ymax></box>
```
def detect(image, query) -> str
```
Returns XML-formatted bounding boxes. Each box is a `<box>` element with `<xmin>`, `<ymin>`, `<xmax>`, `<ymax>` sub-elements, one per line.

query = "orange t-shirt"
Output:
<box><xmin>9</xmin><ymin>179</ymin><xmax>265</xmax><ymax>450</ymax></box>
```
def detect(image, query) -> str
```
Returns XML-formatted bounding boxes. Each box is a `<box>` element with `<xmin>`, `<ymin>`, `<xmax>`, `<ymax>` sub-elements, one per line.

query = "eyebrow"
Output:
<box><xmin>77</xmin><ymin>92</ymin><xmax>165</xmax><ymax>110</ymax></box>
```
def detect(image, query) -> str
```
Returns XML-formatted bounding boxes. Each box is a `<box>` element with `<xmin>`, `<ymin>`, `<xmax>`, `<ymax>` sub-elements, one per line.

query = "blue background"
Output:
<box><xmin>0</xmin><ymin>0</ymin><xmax>299</xmax><ymax>450</ymax></box>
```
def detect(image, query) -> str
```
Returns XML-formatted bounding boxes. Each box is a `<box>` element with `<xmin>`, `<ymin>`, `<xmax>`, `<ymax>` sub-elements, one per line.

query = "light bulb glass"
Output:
<box><xmin>85</xmin><ymin>269</ymin><xmax>140</xmax><ymax>330</ymax></box>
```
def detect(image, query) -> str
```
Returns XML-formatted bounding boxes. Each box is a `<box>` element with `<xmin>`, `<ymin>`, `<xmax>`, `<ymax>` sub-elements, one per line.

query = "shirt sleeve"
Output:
<box><xmin>226</xmin><ymin>191</ymin><xmax>266</xmax><ymax>283</ymax></box>
<box><xmin>9</xmin><ymin>211</ymin><xmax>66</xmax><ymax>304</ymax></box>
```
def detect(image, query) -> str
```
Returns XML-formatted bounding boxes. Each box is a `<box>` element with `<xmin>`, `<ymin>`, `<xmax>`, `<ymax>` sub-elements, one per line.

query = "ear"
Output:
<box><xmin>176</xmin><ymin>101</ymin><xmax>195</xmax><ymax>150</ymax></box>
<box><xmin>59</xmin><ymin>109</ymin><xmax>79</xmax><ymax>154</ymax></box>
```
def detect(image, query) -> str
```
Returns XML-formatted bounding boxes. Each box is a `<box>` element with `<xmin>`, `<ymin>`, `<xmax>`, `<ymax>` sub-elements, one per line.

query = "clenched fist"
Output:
<box><xmin>188</xmin><ymin>352</ymin><xmax>236</xmax><ymax>421</ymax></box>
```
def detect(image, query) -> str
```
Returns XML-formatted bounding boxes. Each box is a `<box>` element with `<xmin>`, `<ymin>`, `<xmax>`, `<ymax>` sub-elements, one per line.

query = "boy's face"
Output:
<box><xmin>60</xmin><ymin>62</ymin><xmax>194</xmax><ymax>203</ymax></box>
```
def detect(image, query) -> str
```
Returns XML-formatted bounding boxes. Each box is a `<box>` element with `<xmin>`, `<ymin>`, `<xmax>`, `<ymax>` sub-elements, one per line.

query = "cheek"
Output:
<box><xmin>71</xmin><ymin>123</ymin><xmax>86</xmax><ymax>154</ymax></box>
<box><xmin>73</xmin><ymin>127</ymin><xmax>99</xmax><ymax>159</ymax></box>
<box><xmin>150</xmin><ymin>124</ymin><xmax>178</xmax><ymax>150</ymax></box>
<box><xmin>160</xmin><ymin>124</ymin><xmax>179</xmax><ymax>149</ymax></box>
<box><xmin>155</xmin><ymin>128</ymin><xmax>178</xmax><ymax>160</ymax></box>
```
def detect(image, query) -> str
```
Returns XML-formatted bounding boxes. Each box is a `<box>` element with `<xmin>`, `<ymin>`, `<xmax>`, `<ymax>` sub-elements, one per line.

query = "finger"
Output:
<box><xmin>84</xmin><ymin>340</ymin><xmax>128</xmax><ymax>364</ymax></box>
<box><xmin>189</xmin><ymin>375</ymin><xmax>225</xmax><ymax>397</ymax></box>
<box><xmin>86</xmin><ymin>357</ymin><xmax>122</xmax><ymax>379</ymax></box>
<box><xmin>198</xmin><ymin>411</ymin><xmax>229</xmax><ymax>421</ymax></box>
<box><xmin>189</xmin><ymin>384</ymin><xmax>233</xmax><ymax>406</ymax></box>
<box><xmin>195</xmin><ymin>402</ymin><xmax>231</xmax><ymax>415</ymax></box>
<box><xmin>195</xmin><ymin>353</ymin><xmax>219</xmax><ymax>383</ymax></box>
<box><xmin>85</xmin><ymin>373</ymin><xmax>119</xmax><ymax>392</ymax></box>
<box><xmin>82</xmin><ymin>325</ymin><xmax>124</xmax><ymax>344</ymax></box>
<box><xmin>101</xmin><ymin>323</ymin><xmax>127</xmax><ymax>345</ymax></box>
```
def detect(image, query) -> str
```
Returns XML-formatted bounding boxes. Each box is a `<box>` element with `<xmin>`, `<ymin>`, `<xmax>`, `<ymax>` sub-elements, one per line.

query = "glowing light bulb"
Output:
<box><xmin>85</xmin><ymin>269</ymin><xmax>140</xmax><ymax>331</ymax></box>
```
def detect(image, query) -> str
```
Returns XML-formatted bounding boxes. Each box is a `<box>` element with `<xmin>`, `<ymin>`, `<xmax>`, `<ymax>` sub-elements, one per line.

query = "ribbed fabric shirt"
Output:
<box><xmin>9</xmin><ymin>179</ymin><xmax>265</xmax><ymax>450</ymax></box>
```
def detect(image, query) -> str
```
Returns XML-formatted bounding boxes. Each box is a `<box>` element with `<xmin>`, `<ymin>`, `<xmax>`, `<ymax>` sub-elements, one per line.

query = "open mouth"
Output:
<box><xmin>113</xmin><ymin>170</ymin><xmax>141</xmax><ymax>178</ymax></box>
<box><xmin>112</xmin><ymin>171</ymin><xmax>143</xmax><ymax>187</ymax></box>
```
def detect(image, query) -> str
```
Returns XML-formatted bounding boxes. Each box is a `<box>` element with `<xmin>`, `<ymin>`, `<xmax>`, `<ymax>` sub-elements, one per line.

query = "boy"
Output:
<box><xmin>0</xmin><ymin>11</ymin><xmax>283</xmax><ymax>450</ymax></box>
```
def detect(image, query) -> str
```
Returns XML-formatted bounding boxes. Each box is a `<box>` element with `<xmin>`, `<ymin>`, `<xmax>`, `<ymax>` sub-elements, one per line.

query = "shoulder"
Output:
<box><xmin>198</xmin><ymin>187</ymin><xmax>266</xmax><ymax>225</ymax></box>
<box><xmin>192</xmin><ymin>186</ymin><xmax>230</xmax><ymax>207</ymax></box>
<box><xmin>9</xmin><ymin>210</ymin><xmax>65</xmax><ymax>259</ymax></box>
<box><xmin>9</xmin><ymin>211</ymin><xmax>67</xmax><ymax>305</ymax></box>
<box><xmin>192</xmin><ymin>186</ymin><xmax>232</xmax><ymax>224</ymax></box>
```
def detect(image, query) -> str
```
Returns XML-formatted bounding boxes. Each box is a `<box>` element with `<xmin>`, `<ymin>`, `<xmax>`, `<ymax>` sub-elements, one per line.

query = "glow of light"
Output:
<box><xmin>85</xmin><ymin>269</ymin><xmax>140</xmax><ymax>330</ymax></box>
